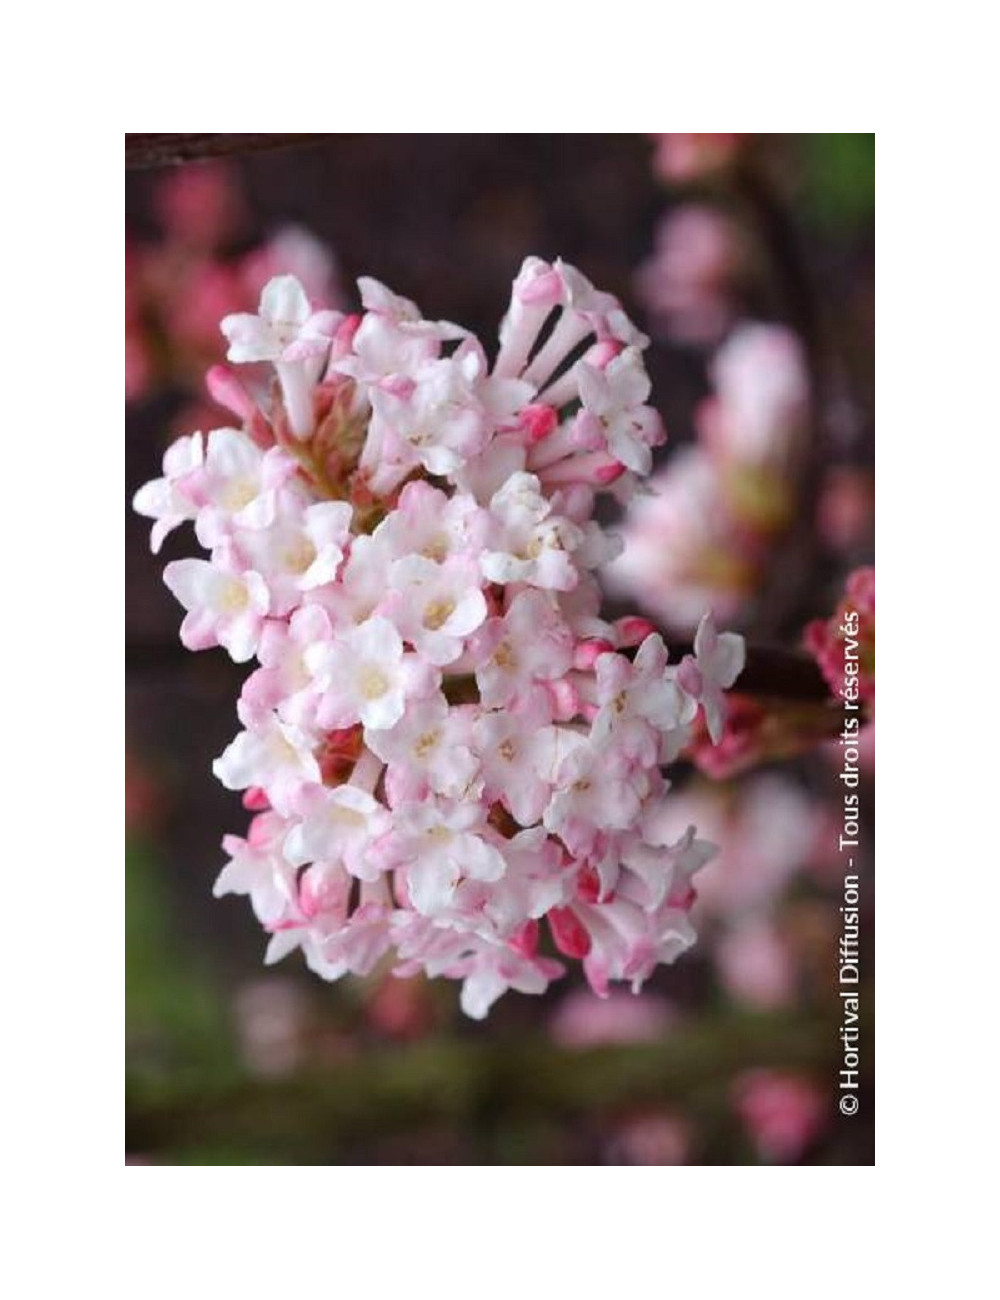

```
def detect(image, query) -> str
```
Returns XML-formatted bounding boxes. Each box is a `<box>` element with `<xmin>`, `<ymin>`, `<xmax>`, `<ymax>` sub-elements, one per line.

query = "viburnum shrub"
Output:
<box><xmin>134</xmin><ymin>258</ymin><xmax>745</xmax><ymax>1017</ymax></box>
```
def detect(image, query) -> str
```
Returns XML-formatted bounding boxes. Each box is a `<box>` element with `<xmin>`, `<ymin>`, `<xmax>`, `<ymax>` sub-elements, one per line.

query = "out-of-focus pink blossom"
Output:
<box><xmin>635</xmin><ymin>205</ymin><xmax>744</xmax><ymax>345</ymax></box>
<box><xmin>649</xmin><ymin>134</ymin><xmax>744</xmax><ymax>184</ymax></box>
<box><xmin>608</xmin><ymin>1111</ymin><xmax>692</xmax><ymax>1165</ymax></box>
<box><xmin>816</xmin><ymin>467</ymin><xmax>876</xmax><ymax>553</ymax></box>
<box><xmin>699</xmin><ymin>322</ymin><xmax>809</xmax><ymax>476</ymax></box>
<box><xmin>126</xmin><ymin>166</ymin><xmax>341</xmax><ymax>402</ymax></box>
<box><xmin>365</xmin><ymin>973</ymin><xmax>439</xmax><ymax>1040</ymax></box>
<box><xmin>161</xmin><ymin>259</ymin><xmax>247</xmax><ymax>357</ymax></box>
<box><xmin>234</xmin><ymin>977</ymin><xmax>310</xmax><ymax>1078</ymax></box>
<box><xmin>602</xmin><ymin>321</ymin><xmax>809</xmax><ymax>632</ymax></box>
<box><xmin>601</xmin><ymin>447</ymin><xmax>755</xmax><ymax>634</ymax></box>
<box><xmin>715</xmin><ymin>918</ymin><xmax>796</xmax><ymax>1008</ymax></box>
<box><xmin>733</xmin><ymin>1070</ymin><xmax>827</xmax><ymax>1163</ymax></box>
<box><xmin>549</xmin><ymin>988</ymin><xmax>677</xmax><ymax>1048</ymax></box>
<box><xmin>153</xmin><ymin>161</ymin><xmax>244</xmax><ymax>250</ymax></box>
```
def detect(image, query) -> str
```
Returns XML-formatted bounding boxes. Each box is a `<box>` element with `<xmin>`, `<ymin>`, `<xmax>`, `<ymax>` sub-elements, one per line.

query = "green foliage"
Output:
<box><xmin>125</xmin><ymin>837</ymin><xmax>234</xmax><ymax>1075</ymax></box>
<box><xmin>799</xmin><ymin>133</ymin><xmax>875</xmax><ymax>232</ymax></box>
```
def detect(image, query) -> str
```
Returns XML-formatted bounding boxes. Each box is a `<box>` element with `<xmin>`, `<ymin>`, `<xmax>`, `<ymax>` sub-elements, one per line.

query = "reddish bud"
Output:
<box><xmin>509</xmin><ymin>920</ymin><xmax>540</xmax><ymax>958</ymax></box>
<box><xmin>548</xmin><ymin>907</ymin><xmax>592</xmax><ymax>958</ymax></box>
<box><xmin>574</xmin><ymin>638</ymin><xmax>614</xmax><ymax>671</ymax></box>
<box><xmin>615</xmin><ymin>616</ymin><xmax>657</xmax><ymax>648</ymax></box>
<box><xmin>519</xmin><ymin>403</ymin><xmax>559</xmax><ymax>442</ymax></box>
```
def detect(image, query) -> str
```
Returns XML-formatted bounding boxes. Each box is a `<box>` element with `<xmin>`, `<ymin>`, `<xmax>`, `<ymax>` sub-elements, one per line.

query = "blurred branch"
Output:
<box><xmin>735</xmin><ymin>641</ymin><xmax>829</xmax><ymax>701</ymax></box>
<box><xmin>732</xmin><ymin>155</ymin><xmax>829</xmax><ymax>639</ymax></box>
<box><xmin>125</xmin><ymin>134</ymin><xmax>331</xmax><ymax>169</ymax></box>
<box><xmin>734</xmin><ymin>160</ymin><xmax>821</xmax><ymax>359</ymax></box>
<box><xmin>127</xmin><ymin>1006</ymin><xmax>865</xmax><ymax>1157</ymax></box>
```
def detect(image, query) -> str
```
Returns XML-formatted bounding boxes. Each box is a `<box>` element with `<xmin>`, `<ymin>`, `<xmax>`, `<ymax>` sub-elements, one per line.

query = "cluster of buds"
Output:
<box><xmin>602</xmin><ymin>322</ymin><xmax>809</xmax><ymax>633</ymax></box>
<box><xmin>134</xmin><ymin>258</ymin><xmax>745</xmax><ymax>1018</ymax></box>
<box><xmin>804</xmin><ymin>567</ymin><xmax>875</xmax><ymax>708</ymax></box>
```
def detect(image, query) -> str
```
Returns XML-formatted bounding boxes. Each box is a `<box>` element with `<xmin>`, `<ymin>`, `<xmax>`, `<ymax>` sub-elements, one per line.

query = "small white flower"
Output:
<box><xmin>481</xmin><ymin>472</ymin><xmax>583</xmax><ymax>590</ymax></box>
<box><xmin>386</xmin><ymin>555</ymin><xmax>487</xmax><ymax>665</ymax></box>
<box><xmin>308</xmin><ymin>616</ymin><xmax>437</xmax><ymax>732</ymax></box>
<box><xmin>163</xmin><ymin>555</ymin><xmax>269</xmax><ymax>662</ymax></box>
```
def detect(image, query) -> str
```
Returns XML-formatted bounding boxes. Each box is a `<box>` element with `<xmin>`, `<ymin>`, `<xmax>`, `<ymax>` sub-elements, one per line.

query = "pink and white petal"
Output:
<box><xmin>260</xmin><ymin>274</ymin><xmax>312</xmax><ymax>328</ymax></box>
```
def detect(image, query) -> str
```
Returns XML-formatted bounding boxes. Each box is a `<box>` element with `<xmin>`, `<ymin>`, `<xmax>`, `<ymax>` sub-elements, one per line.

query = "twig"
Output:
<box><xmin>125</xmin><ymin>134</ymin><xmax>331</xmax><ymax>169</ymax></box>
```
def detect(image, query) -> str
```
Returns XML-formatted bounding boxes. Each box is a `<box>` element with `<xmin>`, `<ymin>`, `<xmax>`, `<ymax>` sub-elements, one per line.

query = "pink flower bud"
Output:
<box><xmin>518</xmin><ymin>403</ymin><xmax>560</xmax><ymax>442</ymax></box>
<box><xmin>206</xmin><ymin>365</ymin><xmax>255</xmax><ymax>421</ymax></box>
<box><xmin>582</xmin><ymin>338</ymin><xmax>623</xmax><ymax>370</ymax></box>
<box><xmin>614</xmin><ymin>616</ymin><xmax>658</xmax><ymax>648</ymax></box>
<box><xmin>574</xmin><ymin>639</ymin><xmax>615</xmax><ymax>671</ymax></box>
<box><xmin>549</xmin><ymin>907</ymin><xmax>592</xmax><ymax>958</ymax></box>
<box><xmin>509</xmin><ymin>920</ymin><xmax>540</xmax><ymax>958</ymax></box>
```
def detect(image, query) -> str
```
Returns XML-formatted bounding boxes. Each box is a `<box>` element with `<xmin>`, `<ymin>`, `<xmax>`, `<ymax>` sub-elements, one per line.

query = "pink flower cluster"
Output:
<box><xmin>134</xmin><ymin>258</ymin><xmax>745</xmax><ymax>1018</ymax></box>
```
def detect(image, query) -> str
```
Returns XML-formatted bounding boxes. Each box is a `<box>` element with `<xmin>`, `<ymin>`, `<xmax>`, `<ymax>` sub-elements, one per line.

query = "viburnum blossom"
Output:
<box><xmin>134</xmin><ymin>258</ymin><xmax>746</xmax><ymax>1018</ymax></box>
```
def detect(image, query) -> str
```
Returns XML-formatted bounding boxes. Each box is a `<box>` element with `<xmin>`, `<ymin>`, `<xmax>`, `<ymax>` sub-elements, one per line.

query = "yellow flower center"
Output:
<box><xmin>517</xmin><ymin>536</ymin><xmax>546</xmax><ymax>561</ymax></box>
<box><xmin>494</xmin><ymin>640</ymin><xmax>516</xmax><ymax>670</ymax></box>
<box><xmin>413</xmin><ymin>730</ymin><xmax>441</xmax><ymax>758</ymax></box>
<box><xmin>328</xmin><ymin>805</ymin><xmax>366</xmax><ymax>829</ymax></box>
<box><xmin>221</xmin><ymin>477</ymin><xmax>258</xmax><ymax>511</ymax></box>
<box><xmin>423</xmin><ymin>598</ymin><xmax>456</xmax><ymax>631</ymax></box>
<box><xmin>219</xmin><ymin>580</ymin><xmax>249</xmax><ymax>613</ymax></box>
<box><xmin>282</xmin><ymin>539</ymin><xmax>317</xmax><ymax>575</ymax></box>
<box><xmin>358</xmin><ymin>665</ymin><xmax>390</xmax><ymax>700</ymax></box>
<box><xmin>421</xmin><ymin>534</ymin><xmax>449</xmax><ymax>562</ymax></box>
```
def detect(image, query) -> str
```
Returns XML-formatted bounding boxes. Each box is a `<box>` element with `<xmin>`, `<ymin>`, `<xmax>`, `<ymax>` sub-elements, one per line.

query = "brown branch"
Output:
<box><xmin>733</xmin><ymin>641</ymin><xmax>829</xmax><ymax>701</ymax></box>
<box><xmin>125</xmin><ymin>134</ymin><xmax>332</xmax><ymax>169</ymax></box>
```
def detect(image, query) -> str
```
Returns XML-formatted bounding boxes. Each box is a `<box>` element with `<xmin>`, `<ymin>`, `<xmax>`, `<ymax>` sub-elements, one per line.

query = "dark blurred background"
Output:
<box><xmin>126</xmin><ymin>134</ymin><xmax>874</xmax><ymax>1165</ymax></box>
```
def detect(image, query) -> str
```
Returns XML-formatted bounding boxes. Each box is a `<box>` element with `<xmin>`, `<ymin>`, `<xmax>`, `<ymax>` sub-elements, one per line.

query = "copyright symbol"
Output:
<box><xmin>840</xmin><ymin>1093</ymin><xmax>858</xmax><ymax>1116</ymax></box>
